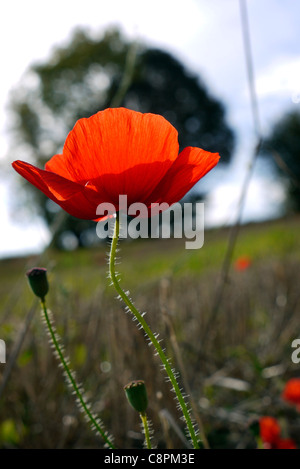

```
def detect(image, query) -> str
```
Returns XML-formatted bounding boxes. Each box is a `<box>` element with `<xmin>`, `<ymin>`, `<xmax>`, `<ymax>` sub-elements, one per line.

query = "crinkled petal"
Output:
<box><xmin>45</xmin><ymin>153</ymin><xmax>74</xmax><ymax>180</ymax></box>
<box><xmin>62</xmin><ymin>108</ymin><xmax>179</xmax><ymax>202</ymax></box>
<box><xmin>146</xmin><ymin>147</ymin><xmax>220</xmax><ymax>207</ymax></box>
<box><xmin>12</xmin><ymin>160</ymin><xmax>104</xmax><ymax>220</ymax></box>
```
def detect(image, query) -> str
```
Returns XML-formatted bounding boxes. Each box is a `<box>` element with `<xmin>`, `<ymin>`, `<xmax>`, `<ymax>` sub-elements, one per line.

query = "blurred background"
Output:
<box><xmin>1</xmin><ymin>0</ymin><xmax>299</xmax><ymax>256</ymax></box>
<box><xmin>0</xmin><ymin>0</ymin><xmax>299</xmax><ymax>449</ymax></box>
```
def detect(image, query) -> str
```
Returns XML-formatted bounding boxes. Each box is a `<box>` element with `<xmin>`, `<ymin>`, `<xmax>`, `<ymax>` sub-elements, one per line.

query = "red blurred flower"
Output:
<box><xmin>276</xmin><ymin>438</ymin><xmax>297</xmax><ymax>450</ymax></box>
<box><xmin>259</xmin><ymin>417</ymin><xmax>281</xmax><ymax>448</ymax></box>
<box><xmin>12</xmin><ymin>108</ymin><xmax>220</xmax><ymax>221</ymax></box>
<box><xmin>234</xmin><ymin>255</ymin><xmax>252</xmax><ymax>271</ymax></box>
<box><xmin>282</xmin><ymin>378</ymin><xmax>300</xmax><ymax>407</ymax></box>
<box><xmin>259</xmin><ymin>417</ymin><xmax>297</xmax><ymax>450</ymax></box>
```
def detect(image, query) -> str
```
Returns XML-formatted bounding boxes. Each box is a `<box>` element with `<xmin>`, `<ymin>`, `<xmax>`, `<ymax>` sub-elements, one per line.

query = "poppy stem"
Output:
<box><xmin>109</xmin><ymin>214</ymin><xmax>200</xmax><ymax>449</ymax></box>
<box><xmin>140</xmin><ymin>412</ymin><xmax>152</xmax><ymax>449</ymax></box>
<box><xmin>40</xmin><ymin>298</ymin><xmax>115</xmax><ymax>449</ymax></box>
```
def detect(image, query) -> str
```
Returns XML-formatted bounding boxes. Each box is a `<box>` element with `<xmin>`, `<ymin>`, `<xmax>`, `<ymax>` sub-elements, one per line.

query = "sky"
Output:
<box><xmin>0</xmin><ymin>0</ymin><xmax>299</xmax><ymax>257</ymax></box>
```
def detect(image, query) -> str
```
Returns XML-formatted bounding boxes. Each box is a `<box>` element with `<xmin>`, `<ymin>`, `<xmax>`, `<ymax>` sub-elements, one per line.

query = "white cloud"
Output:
<box><xmin>256</xmin><ymin>56</ymin><xmax>300</xmax><ymax>99</ymax></box>
<box><xmin>205</xmin><ymin>176</ymin><xmax>286</xmax><ymax>228</ymax></box>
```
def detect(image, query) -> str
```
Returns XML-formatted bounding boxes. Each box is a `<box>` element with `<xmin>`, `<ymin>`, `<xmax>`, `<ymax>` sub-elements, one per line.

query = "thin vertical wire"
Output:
<box><xmin>110</xmin><ymin>40</ymin><xmax>139</xmax><ymax>108</ymax></box>
<box><xmin>239</xmin><ymin>0</ymin><xmax>262</xmax><ymax>138</ymax></box>
<box><xmin>202</xmin><ymin>0</ymin><xmax>263</xmax><ymax>344</ymax></box>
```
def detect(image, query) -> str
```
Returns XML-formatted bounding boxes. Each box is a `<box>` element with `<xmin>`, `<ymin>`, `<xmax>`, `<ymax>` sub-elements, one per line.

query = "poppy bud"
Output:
<box><xmin>248</xmin><ymin>418</ymin><xmax>260</xmax><ymax>438</ymax></box>
<box><xmin>124</xmin><ymin>380</ymin><xmax>148</xmax><ymax>413</ymax></box>
<box><xmin>26</xmin><ymin>267</ymin><xmax>49</xmax><ymax>300</ymax></box>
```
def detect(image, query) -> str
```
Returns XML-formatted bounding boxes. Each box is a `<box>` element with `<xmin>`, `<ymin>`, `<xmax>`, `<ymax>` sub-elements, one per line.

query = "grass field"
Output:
<box><xmin>0</xmin><ymin>215</ymin><xmax>299</xmax><ymax>448</ymax></box>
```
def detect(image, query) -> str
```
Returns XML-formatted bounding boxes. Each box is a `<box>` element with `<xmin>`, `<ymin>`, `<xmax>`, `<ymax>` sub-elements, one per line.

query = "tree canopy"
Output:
<box><xmin>10</xmin><ymin>27</ymin><xmax>235</xmax><ymax>248</ymax></box>
<box><xmin>262</xmin><ymin>110</ymin><xmax>300</xmax><ymax>212</ymax></box>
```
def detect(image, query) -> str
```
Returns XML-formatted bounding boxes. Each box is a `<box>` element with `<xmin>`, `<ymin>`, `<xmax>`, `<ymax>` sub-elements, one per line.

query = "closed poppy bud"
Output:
<box><xmin>124</xmin><ymin>380</ymin><xmax>148</xmax><ymax>413</ymax></box>
<box><xmin>248</xmin><ymin>418</ymin><xmax>260</xmax><ymax>438</ymax></box>
<box><xmin>26</xmin><ymin>267</ymin><xmax>49</xmax><ymax>300</ymax></box>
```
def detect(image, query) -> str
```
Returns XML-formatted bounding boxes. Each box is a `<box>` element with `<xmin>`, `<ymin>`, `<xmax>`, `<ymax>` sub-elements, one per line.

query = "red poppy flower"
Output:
<box><xmin>234</xmin><ymin>255</ymin><xmax>252</xmax><ymax>271</ymax></box>
<box><xmin>276</xmin><ymin>438</ymin><xmax>297</xmax><ymax>450</ymax></box>
<box><xmin>259</xmin><ymin>417</ymin><xmax>297</xmax><ymax>449</ymax></box>
<box><xmin>259</xmin><ymin>417</ymin><xmax>281</xmax><ymax>448</ymax></box>
<box><xmin>282</xmin><ymin>378</ymin><xmax>300</xmax><ymax>406</ymax></box>
<box><xmin>12</xmin><ymin>108</ymin><xmax>220</xmax><ymax>221</ymax></box>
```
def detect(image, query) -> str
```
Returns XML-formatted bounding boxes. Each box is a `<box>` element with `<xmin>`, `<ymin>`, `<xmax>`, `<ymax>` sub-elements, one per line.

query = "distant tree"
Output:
<box><xmin>262</xmin><ymin>110</ymin><xmax>300</xmax><ymax>211</ymax></box>
<box><xmin>10</xmin><ymin>27</ymin><xmax>235</xmax><ymax>248</ymax></box>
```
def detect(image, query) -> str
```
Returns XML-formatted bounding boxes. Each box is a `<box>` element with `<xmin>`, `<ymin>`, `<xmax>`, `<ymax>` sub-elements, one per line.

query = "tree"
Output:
<box><xmin>262</xmin><ymin>110</ymin><xmax>300</xmax><ymax>212</ymax></box>
<box><xmin>10</xmin><ymin>27</ymin><xmax>235</xmax><ymax>248</ymax></box>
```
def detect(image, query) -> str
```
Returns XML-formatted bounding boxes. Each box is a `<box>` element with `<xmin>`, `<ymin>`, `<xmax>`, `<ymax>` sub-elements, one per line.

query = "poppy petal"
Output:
<box><xmin>62</xmin><ymin>108</ymin><xmax>179</xmax><ymax>202</ymax></box>
<box><xmin>276</xmin><ymin>438</ymin><xmax>297</xmax><ymax>450</ymax></box>
<box><xmin>259</xmin><ymin>417</ymin><xmax>281</xmax><ymax>446</ymax></box>
<box><xmin>282</xmin><ymin>378</ymin><xmax>300</xmax><ymax>405</ymax></box>
<box><xmin>45</xmin><ymin>153</ymin><xmax>74</xmax><ymax>180</ymax></box>
<box><xmin>13</xmin><ymin>160</ymin><xmax>85</xmax><ymax>201</ymax></box>
<box><xmin>146</xmin><ymin>147</ymin><xmax>220</xmax><ymax>207</ymax></box>
<box><xmin>12</xmin><ymin>160</ymin><xmax>102</xmax><ymax>220</ymax></box>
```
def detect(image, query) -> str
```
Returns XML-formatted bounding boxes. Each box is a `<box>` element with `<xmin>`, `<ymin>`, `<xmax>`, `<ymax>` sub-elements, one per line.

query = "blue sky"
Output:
<box><xmin>0</xmin><ymin>0</ymin><xmax>299</xmax><ymax>257</ymax></box>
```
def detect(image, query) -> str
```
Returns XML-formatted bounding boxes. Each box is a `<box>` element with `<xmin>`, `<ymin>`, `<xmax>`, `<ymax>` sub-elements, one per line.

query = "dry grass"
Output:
<box><xmin>0</xmin><ymin>216</ymin><xmax>299</xmax><ymax>448</ymax></box>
